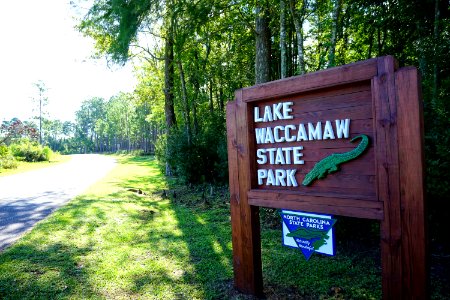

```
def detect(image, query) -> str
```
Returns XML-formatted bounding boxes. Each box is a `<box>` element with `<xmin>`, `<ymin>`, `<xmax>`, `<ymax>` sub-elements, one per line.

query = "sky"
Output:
<box><xmin>0</xmin><ymin>0</ymin><xmax>137</xmax><ymax>123</ymax></box>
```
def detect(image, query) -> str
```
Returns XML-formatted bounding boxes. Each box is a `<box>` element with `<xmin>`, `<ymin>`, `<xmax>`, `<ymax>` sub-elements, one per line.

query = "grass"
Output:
<box><xmin>0</xmin><ymin>155</ymin><xmax>446</xmax><ymax>299</ymax></box>
<box><xmin>0</xmin><ymin>154</ymin><xmax>71</xmax><ymax>177</ymax></box>
<box><xmin>0</xmin><ymin>156</ymin><xmax>233</xmax><ymax>299</ymax></box>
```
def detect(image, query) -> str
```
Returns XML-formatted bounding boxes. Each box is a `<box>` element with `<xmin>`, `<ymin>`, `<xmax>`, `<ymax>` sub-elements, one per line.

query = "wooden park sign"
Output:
<box><xmin>226</xmin><ymin>56</ymin><xmax>427</xmax><ymax>298</ymax></box>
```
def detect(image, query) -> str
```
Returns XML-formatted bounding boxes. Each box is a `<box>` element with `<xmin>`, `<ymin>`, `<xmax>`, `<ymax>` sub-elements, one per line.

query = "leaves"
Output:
<box><xmin>0</xmin><ymin>118</ymin><xmax>38</xmax><ymax>145</ymax></box>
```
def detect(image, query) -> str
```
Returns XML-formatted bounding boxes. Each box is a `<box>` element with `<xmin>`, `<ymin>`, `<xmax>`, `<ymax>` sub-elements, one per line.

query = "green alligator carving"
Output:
<box><xmin>302</xmin><ymin>134</ymin><xmax>369</xmax><ymax>186</ymax></box>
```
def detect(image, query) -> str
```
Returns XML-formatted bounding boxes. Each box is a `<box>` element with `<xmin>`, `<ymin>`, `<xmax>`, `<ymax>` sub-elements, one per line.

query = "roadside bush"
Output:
<box><xmin>156</xmin><ymin>116</ymin><xmax>228</xmax><ymax>184</ymax></box>
<box><xmin>10</xmin><ymin>139</ymin><xmax>53</xmax><ymax>162</ymax></box>
<box><xmin>0</xmin><ymin>144</ymin><xmax>18</xmax><ymax>169</ymax></box>
<box><xmin>0</xmin><ymin>155</ymin><xmax>18</xmax><ymax>169</ymax></box>
<box><xmin>0</xmin><ymin>144</ymin><xmax>8</xmax><ymax>157</ymax></box>
<box><xmin>154</xmin><ymin>133</ymin><xmax>169</xmax><ymax>173</ymax></box>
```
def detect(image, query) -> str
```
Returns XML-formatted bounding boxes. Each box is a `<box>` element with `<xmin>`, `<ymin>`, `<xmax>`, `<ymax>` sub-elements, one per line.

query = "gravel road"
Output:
<box><xmin>0</xmin><ymin>154</ymin><xmax>116</xmax><ymax>251</ymax></box>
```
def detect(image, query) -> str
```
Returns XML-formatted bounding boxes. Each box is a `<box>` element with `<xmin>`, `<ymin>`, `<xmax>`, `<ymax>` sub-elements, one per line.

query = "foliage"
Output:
<box><xmin>41</xmin><ymin>119</ymin><xmax>74</xmax><ymax>154</ymax></box>
<box><xmin>77</xmin><ymin>0</ymin><xmax>159</xmax><ymax>64</ymax></box>
<box><xmin>0</xmin><ymin>144</ymin><xmax>17</xmax><ymax>170</ymax></box>
<box><xmin>260</xmin><ymin>208</ymin><xmax>282</xmax><ymax>229</ymax></box>
<box><xmin>0</xmin><ymin>118</ymin><xmax>38</xmax><ymax>145</ymax></box>
<box><xmin>1</xmin><ymin>117</ymin><xmax>74</xmax><ymax>155</ymax></box>
<box><xmin>154</xmin><ymin>132</ymin><xmax>168</xmax><ymax>171</ymax></box>
<box><xmin>0</xmin><ymin>155</ymin><xmax>17</xmax><ymax>170</ymax></box>
<box><xmin>10</xmin><ymin>139</ymin><xmax>53</xmax><ymax>162</ymax></box>
<box><xmin>68</xmin><ymin>94</ymin><xmax>156</xmax><ymax>154</ymax></box>
<box><xmin>157</xmin><ymin>115</ymin><xmax>228</xmax><ymax>184</ymax></box>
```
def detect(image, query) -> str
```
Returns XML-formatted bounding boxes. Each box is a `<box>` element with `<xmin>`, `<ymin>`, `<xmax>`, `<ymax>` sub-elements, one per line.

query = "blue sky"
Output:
<box><xmin>0</xmin><ymin>0</ymin><xmax>137</xmax><ymax>122</ymax></box>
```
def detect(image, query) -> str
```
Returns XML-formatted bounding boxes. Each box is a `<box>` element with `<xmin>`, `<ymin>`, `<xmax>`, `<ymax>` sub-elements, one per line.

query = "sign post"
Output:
<box><xmin>226</xmin><ymin>56</ymin><xmax>427</xmax><ymax>298</ymax></box>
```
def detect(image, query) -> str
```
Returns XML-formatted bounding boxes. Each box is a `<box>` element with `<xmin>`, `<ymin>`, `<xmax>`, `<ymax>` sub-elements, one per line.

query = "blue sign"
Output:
<box><xmin>280</xmin><ymin>210</ymin><xmax>336</xmax><ymax>260</ymax></box>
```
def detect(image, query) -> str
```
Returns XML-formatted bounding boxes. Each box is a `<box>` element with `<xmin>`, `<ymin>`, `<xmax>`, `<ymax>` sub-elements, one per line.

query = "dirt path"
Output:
<box><xmin>0</xmin><ymin>154</ymin><xmax>116</xmax><ymax>251</ymax></box>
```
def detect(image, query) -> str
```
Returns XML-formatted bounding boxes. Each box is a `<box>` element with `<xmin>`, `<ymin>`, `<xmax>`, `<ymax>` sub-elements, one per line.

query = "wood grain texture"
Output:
<box><xmin>252</xmin><ymin>80</ymin><xmax>376</xmax><ymax>200</ymax></box>
<box><xmin>259</xmin><ymin>83</ymin><xmax>372</xmax><ymax>115</ymax></box>
<box><xmin>242</xmin><ymin>58</ymin><xmax>378</xmax><ymax>102</ymax></box>
<box><xmin>248</xmin><ymin>190</ymin><xmax>383</xmax><ymax>219</ymax></box>
<box><xmin>226</xmin><ymin>101</ymin><xmax>245</xmax><ymax>290</ymax></box>
<box><xmin>230</xmin><ymin>91</ymin><xmax>263</xmax><ymax>296</ymax></box>
<box><xmin>373</xmin><ymin>56</ymin><xmax>403</xmax><ymax>299</ymax></box>
<box><xmin>395</xmin><ymin>67</ymin><xmax>427</xmax><ymax>298</ymax></box>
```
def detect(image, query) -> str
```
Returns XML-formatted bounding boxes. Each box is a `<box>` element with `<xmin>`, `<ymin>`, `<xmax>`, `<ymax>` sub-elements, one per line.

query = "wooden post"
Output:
<box><xmin>373</xmin><ymin>56</ymin><xmax>404</xmax><ymax>298</ymax></box>
<box><xmin>396</xmin><ymin>67</ymin><xmax>427</xmax><ymax>298</ymax></box>
<box><xmin>374</xmin><ymin>56</ymin><xmax>427</xmax><ymax>298</ymax></box>
<box><xmin>226</xmin><ymin>93</ymin><xmax>263</xmax><ymax>296</ymax></box>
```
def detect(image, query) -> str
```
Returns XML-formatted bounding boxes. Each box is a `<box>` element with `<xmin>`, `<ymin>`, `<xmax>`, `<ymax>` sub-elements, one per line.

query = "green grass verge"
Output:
<box><xmin>0</xmin><ymin>156</ymin><xmax>233</xmax><ymax>299</ymax></box>
<box><xmin>0</xmin><ymin>155</ymin><xmax>400</xmax><ymax>299</ymax></box>
<box><xmin>0</xmin><ymin>154</ymin><xmax>71</xmax><ymax>177</ymax></box>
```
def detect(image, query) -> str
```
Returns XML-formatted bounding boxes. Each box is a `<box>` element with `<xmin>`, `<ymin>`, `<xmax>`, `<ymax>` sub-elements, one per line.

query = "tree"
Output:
<box><xmin>78</xmin><ymin>0</ymin><xmax>176</xmax><ymax>130</ymax></box>
<box><xmin>0</xmin><ymin>118</ymin><xmax>38</xmax><ymax>145</ymax></box>
<box><xmin>280</xmin><ymin>0</ymin><xmax>288</xmax><ymax>78</ymax></box>
<box><xmin>327</xmin><ymin>0</ymin><xmax>342</xmax><ymax>67</ymax></box>
<box><xmin>255</xmin><ymin>0</ymin><xmax>271</xmax><ymax>84</ymax></box>
<box><xmin>75</xmin><ymin>97</ymin><xmax>106</xmax><ymax>152</ymax></box>
<box><xmin>289</xmin><ymin>0</ymin><xmax>308</xmax><ymax>74</ymax></box>
<box><xmin>42</xmin><ymin>119</ymin><xmax>62</xmax><ymax>150</ymax></box>
<box><xmin>32</xmin><ymin>80</ymin><xmax>49</xmax><ymax>144</ymax></box>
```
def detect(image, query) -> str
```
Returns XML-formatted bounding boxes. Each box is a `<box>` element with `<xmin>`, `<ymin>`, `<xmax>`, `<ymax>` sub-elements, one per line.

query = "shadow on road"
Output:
<box><xmin>0</xmin><ymin>191</ymin><xmax>77</xmax><ymax>251</ymax></box>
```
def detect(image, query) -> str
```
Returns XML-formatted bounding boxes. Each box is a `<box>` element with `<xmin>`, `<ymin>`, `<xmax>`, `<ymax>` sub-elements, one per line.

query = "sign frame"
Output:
<box><xmin>226</xmin><ymin>56</ymin><xmax>427</xmax><ymax>298</ymax></box>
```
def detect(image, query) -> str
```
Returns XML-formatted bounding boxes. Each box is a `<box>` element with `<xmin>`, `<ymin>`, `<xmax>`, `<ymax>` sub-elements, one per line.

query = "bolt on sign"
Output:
<box><xmin>226</xmin><ymin>56</ymin><xmax>426</xmax><ymax>298</ymax></box>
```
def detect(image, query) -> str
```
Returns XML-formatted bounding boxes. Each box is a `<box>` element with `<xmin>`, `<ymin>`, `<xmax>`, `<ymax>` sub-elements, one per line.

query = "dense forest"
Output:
<box><xmin>73</xmin><ymin>0</ymin><xmax>450</xmax><ymax>187</ymax></box>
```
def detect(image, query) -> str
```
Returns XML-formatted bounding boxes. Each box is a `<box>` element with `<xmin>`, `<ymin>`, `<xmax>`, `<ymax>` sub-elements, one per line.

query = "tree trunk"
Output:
<box><xmin>39</xmin><ymin>95</ymin><xmax>42</xmax><ymax>145</ymax></box>
<box><xmin>191</xmin><ymin>50</ymin><xmax>201</xmax><ymax>134</ymax></box>
<box><xmin>163</xmin><ymin>12</ymin><xmax>176</xmax><ymax>176</ymax></box>
<box><xmin>164</xmin><ymin>18</ymin><xmax>176</xmax><ymax>130</ymax></box>
<box><xmin>367</xmin><ymin>28</ymin><xmax>374</xmax><ymax>59</ymax></box>
<box><xmin>328</xmin><ymin>0</ymin><xmax>341</xmax><ymax>68</ymax></box>
<box><xmin>178</xmin><ymin>60</ymin><xmax>192</xmax><ymax>144</ymax></box>
<box><xmin>209</xmin><ymin>80</ymin><xmax>214</xmax><ymax>113</ymax></box>
<box><xmin>280</xmin><ymin>0</ymin><xmax>287</xmax><ymax>78</ymax></box>
<box><xmin>289</xmin><ymin>0</ymin><xmax>306</xmax><ymax>75</ymax></box>
<box><xmin>218</xmin><ymin>84</ymin><xmax>224</xmax><ymax>113</ymax></box>
<box><xmin>432</xmin><ymin>0</ymin><xmax>440</xmax><ymax>103</ymax></box>
<box><xmin>126</xmin><ymin>111</ymin><xmax>131</xmax><ymax>152</ymax></box>
<box><xmin>289</xmin><ymin>25</ymin><xmax>294</xmax><ymax>75</ymax></box>
<box><xmin>255</xmin><ymin>1</ymin><xmax>271</xmax><ymax>84</ymax></box>
<box><xmin>192</xmin><ymin>97</ymin><xmax>198</xmax><ymax>135</ymax></box>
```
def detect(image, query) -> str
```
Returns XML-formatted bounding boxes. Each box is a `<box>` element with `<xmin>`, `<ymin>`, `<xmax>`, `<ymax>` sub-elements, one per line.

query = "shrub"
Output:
<box><xmin>10</xmin><ymin>139</ymin><xmax>53</xmax><ymax>162</ymax></box>
<box><xmin>0</xmin><ymin>155</ymin><xmax>18</xmax><ymax>169</ymax></box>
<box><xmin>0</xmin><ymin>144</ymin><xmax>9</xmax><ymax>157</ymax></box>
<box><xmin>156</xmin><ymin>117</ymin><xmax>228</xmax><ymax>184</ymax></box>
<box><xmin>42</xmin><ymin>146</ymin><xmax>52</xmax><ymax>161</ymax></box>
<box><xmin>154</xmin><ymin>133</ymin><xmax>168</xmax><ymax>173</ymax></box>
<box><xmin>0</xmin><ymin>144</ymin><xmax>18</xmax><ymax>169</ymax></box>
